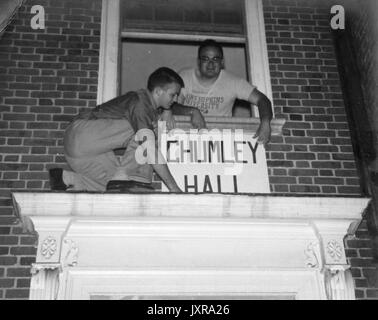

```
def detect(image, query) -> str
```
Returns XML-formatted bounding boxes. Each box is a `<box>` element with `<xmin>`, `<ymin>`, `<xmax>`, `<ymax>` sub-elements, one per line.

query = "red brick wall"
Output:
<box><xmin>0</xmin><ymin>0</ymin><xmax>102</xmax><ymax>299</ymax></box>
<box><xmin>0</xmin><ymin>0</ymin><xmax>375</xmax><ymax>299</ymax></box>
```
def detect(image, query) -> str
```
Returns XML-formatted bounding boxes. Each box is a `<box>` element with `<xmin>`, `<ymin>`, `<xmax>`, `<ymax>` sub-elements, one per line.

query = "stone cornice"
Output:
<box><xmin>12</xmin><ymin>192</ymin><xmax>370</xmax><ymax>300</ymax></box>
<box><xmin>12</xmin><ymin>192</ymin><xmax>368</xmax><ymax>224</ymax></box>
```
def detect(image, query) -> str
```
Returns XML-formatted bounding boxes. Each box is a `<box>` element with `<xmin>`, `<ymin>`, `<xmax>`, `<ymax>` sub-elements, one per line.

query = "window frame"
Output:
<box><xmin>97</xmin><ymin>0</ymin><xmax>273</xmax><ymax>118</ymax></box>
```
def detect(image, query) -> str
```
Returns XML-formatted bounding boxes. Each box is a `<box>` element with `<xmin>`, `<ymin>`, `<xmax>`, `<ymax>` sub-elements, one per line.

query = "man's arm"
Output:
<box><xmin>248</xmin><ymin>89</ymin><xmax>273</xmax><ymax>145</ymax></box>
<box><xmin>135</xmin><ymin>128</ymin><xmax>182</xmax><ymax>192</ymax></box>
<box><xmin>151</xmin><ymin>162</ymin><xmax>182</xmax><ymax>192</ymax></box>
<box><xmin>150</xmin><ymin>142</ymin><xmax>182</xmax><ymax>192</ymax></box>
<box><xmin>171</xmin><ymin>103</ymin><xmax>206</xmax><ymax>129</ymax></box>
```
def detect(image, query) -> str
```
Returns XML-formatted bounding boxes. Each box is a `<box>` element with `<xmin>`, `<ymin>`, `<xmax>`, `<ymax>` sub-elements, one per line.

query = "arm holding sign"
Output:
<box><xmin>248</xmin><ymin>88</ymin><xmax>273</xmax><ymax>146</ymax></box>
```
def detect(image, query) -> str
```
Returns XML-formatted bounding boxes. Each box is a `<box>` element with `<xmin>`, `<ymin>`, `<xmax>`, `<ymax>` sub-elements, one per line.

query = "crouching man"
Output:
<box><xmin>49</xmin><ymin>67</ymin><xmax>206</xmax><ymax>193</ymax></box>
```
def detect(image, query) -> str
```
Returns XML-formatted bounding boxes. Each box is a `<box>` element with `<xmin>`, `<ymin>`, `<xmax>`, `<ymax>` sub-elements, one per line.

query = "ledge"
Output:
<box><xmin>12</xmin><ymin>192</ymin><xmax>369</xmax><ymax>227</ymax></box>
<box><xmin>173</xmin><ymin>116</ymin><xmax>286</xmax><ymax>134</ymax></box>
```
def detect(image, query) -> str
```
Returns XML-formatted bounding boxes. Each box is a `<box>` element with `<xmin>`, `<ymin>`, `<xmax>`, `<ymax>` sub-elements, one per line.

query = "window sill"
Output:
<box><xmin>173</xmin><ymin>116</ymin><xmax>285</xmax><ymax>134</ymax></box>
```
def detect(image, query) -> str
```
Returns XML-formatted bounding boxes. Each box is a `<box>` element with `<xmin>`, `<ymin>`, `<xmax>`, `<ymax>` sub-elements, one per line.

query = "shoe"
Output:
<box><xmin>49</xmin><ymin>168</ymin><xmax>67</xmax><ymax>191</ymax></box>
<box><xmin>106</xmin><ymin>180</ymin><xmax>155</xmax><ymax>193</ymax></box>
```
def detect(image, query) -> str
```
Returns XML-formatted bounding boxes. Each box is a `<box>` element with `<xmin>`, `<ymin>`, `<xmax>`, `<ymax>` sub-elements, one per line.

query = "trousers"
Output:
<box><xmin>63</xmin><ymin>118</ymin><xmax>153</xmax><ymax>191</ymax></box>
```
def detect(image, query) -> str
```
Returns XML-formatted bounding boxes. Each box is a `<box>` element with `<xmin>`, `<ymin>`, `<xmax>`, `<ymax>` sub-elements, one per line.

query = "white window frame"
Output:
<box><xmin>97</xmin><ymin>0</ymin><xmax>273</xmax><ymax>118</ymax></box>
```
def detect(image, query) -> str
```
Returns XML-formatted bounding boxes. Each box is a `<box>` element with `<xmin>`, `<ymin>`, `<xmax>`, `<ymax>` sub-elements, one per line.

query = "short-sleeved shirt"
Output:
<box><xmin>179</xmin><ymin>68</ymin><xmax>256</xmax><ymax>117</ymax></box>
<box><xmin>75</xmin><ymin>89</ymin><xmax>159</xmax><ymax>135</ymax></box>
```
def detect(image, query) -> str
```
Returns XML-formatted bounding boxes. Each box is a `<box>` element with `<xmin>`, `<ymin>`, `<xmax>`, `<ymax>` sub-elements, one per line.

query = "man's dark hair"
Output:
<box><xmin>147</xmin><ymin>67</ymin><xmax>184</xmax><ymax>91</ymax></box>
<box><xmin>198</xmin><ymin>39</ymin><xmax>224</xmax><ymax>58</ymax></box>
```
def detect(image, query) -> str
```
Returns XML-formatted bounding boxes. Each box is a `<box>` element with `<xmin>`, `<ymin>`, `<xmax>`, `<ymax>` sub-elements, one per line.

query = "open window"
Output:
<box><xmin>98</xmin><ymin>0</ymin><xmax>273</xmax><ymax>118</ymax></box>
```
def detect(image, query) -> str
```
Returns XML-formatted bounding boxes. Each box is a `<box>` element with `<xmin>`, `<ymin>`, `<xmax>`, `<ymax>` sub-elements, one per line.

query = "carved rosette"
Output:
<box><xmin>324</xmin><ymin>238</ymin><xmax>347</xmax><ymax>265</ymax></box>
<box><xmin>326</xmin><ymin>240</ymin><xmax>343</xmax><ymax>262</ymax></box>
<box><xmin>41</xmin><ymin>236</ymin><xmax>57</xmax><ymax>259</ymax></box>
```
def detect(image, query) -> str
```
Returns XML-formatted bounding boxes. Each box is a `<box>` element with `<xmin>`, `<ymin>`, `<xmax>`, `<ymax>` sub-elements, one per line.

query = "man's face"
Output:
<box><xmin>157</xmin><ymin>82</ymin><xmax>181</xmax><ymax>109</ymax></box>
<box><xmin>197</xmin><ymin>46</ymin><xmax>224</xmax><ymax>79</ymax></box>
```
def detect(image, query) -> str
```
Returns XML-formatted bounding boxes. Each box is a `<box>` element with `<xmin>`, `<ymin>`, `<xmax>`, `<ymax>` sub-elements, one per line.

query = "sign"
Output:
<box><xmin>161</xmin><ymin>129</ymin><xmax>270</xmax><ymax>193</ymax></box>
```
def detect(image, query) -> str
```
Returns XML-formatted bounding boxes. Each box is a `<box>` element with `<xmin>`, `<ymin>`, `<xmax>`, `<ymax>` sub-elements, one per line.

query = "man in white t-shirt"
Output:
<box><xmin>171</xmin><ymin>39</ymin><xmax>273</xmax><ymax>144</ymax></box>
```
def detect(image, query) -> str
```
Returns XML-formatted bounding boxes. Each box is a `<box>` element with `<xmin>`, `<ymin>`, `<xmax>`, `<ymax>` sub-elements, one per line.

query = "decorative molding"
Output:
<box><xmin>61</xmin><ymin>239</ymin><xmax>79</xmax><ymax>268</ymax></box>
<box><xmin>29</xmin><ymin>263</ymin><xmax>61</xmax><ymax>300</ymax></box>
<box><xmin>41</xmin><ymin>236</ymin><xmax>57</xmax><ymax>259</ymax></box>
<box><xmin>12</xmin><ymin>192</ymin><xmax>370</xmax><ymax>221</ymax></box>
<box><xmin>324</xmin><ymin>266</ymin><xmax>355</xmax><ymax>300</ymax></box>
<box><xmin>326</xmin><ymin>240</ymin><xmax>343</xmax><ymax>262</ymax></box>
<box><xmin>304</xmin><ymin>241</ymin><xmax>321</xmax><ymax>269</ymax></box>
<box><xmin>12</xmin><ymin>192</ymin><xmax>370</xmax><ymax>300</ymax></box>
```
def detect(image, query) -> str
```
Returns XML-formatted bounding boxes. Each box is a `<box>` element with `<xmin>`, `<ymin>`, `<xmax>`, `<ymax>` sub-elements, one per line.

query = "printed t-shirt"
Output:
<box><xmin>179</xmin><ymin>68</ymin><xmax>256</xmax><ymax>116</ymax></box>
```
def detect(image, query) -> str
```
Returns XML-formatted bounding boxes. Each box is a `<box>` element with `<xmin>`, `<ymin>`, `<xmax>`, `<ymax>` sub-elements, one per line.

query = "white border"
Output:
<box><xmin>244</xmin><ymin>0</ymin><xmax>273</xmax><ymax>116</ymax></box>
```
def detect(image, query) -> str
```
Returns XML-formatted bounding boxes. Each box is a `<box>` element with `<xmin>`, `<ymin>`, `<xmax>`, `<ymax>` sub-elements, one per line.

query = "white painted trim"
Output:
<box><xmin>97</xmin><ymin>0</ymin><xmax>120</xmax><ymax>104</ymax></box>
<box><xmin>13</xmin><ymin>192</ymin><xmax>369</xmax><ymax>300</ymax></box>
<box><xmin>64</xmin><ymin>270</ymin><xmax>324</xmax><ymax>300</ymax></box>
<box><xmin>12</xmin><ymin>192</ymin><xmax>369</xmax><ymax>221</ymax></box>
<box><xmin>121</xmin><ymin>31</ymin><xmax>246</xmax><ymax>43</ymax></box>
<box><xmin>244</xmin><ymin>0</ymin><xmax>274</xmax><ymax>117</ymax></box>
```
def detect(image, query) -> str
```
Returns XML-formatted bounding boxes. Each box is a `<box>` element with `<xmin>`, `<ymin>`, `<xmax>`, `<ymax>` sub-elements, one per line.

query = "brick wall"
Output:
<box><xmin>347</xmin><ymin>0</ymin><xmax>378</xmax><ymax>143</ymax></box>
<box><xmin>341</xmin><ymin>0</ymin><xmax>378</xmax><ymax>299</ymax></box>
<box><xmin>262</xmin><ymin>0</ymin><xmax>377</xmax><ymax>300</ymax></box>
<box><xmin>0</xmin><ymin>0</ymin><xmax>102</xmax><ymax>299</ymax></box>
<box><xmin>263</xmin><ymin>0</ymin><xmax>360</xmax><ymax>195</ymax></box>
<box><xmin>0</xmin><ymin>0</ymin><xmax>375</xmax><ymax>299</ymax></box>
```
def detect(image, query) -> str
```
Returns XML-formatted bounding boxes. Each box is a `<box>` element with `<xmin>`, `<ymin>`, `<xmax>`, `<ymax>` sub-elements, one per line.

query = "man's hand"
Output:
<box><xmin>253</xmin><ymin>120</ymin><xmax>271</xmax><ymax>146</ymax></box>
<box><xmin>191</xmin><ymin>109</ymin><xmax>206</xmax><ymax>129</ymax></box>
<box><xmin>159</xmin><ymin>109</ymin><xmax>176</xmax><ymax>131</ymax></box>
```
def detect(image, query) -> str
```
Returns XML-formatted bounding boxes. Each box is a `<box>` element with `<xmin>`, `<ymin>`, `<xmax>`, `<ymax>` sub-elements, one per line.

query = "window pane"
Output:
<box><xmin>121</xmin><ymin>0</ymin><xmax>245</xmax><ymax>37</ymax></box>
<box><xmin>121</xmin><ymin>39</ymin><xmax>247</xmax><ymax>92</ymax></box>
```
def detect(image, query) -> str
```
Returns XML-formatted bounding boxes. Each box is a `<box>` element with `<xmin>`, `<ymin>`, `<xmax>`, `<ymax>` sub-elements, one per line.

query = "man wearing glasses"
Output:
<box><xmin>175</xmin><ymin>39</ymin><xmax>273</xmax><ymax>145</ymax></box>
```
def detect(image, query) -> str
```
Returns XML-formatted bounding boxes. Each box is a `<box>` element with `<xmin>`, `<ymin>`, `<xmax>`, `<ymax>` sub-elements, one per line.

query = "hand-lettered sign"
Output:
<box><xmin>160</xmin><ymin>129</ymin><xmax>270</xmax><ymax>193</ymax></box>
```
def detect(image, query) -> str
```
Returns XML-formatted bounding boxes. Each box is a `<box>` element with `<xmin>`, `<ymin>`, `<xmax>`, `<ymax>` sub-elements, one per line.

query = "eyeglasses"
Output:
<box><xmin>199</xmin><ymin>56</ymin><xmax>223</xmax><ymax>63</ymax></box>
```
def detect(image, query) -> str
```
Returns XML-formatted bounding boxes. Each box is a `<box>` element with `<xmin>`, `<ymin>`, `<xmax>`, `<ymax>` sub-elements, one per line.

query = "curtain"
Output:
<box><xmin>0</xmin><ymin>0</ymin><xmax>24</xmax><ymax>38</ymax></box>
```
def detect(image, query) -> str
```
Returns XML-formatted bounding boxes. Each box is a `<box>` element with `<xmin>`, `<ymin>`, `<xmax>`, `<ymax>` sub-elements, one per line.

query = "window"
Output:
<box><xmin>98</xmin><ymin>0</ymin><xmax>273</xmax><ymax>118</ymax></box>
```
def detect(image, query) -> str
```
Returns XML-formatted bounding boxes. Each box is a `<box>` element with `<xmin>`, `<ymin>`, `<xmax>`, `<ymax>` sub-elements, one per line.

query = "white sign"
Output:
<box><xmin>161</xmin><ymin>129</ymin><xmax>270</xmax><ymax>193</ymax></box>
